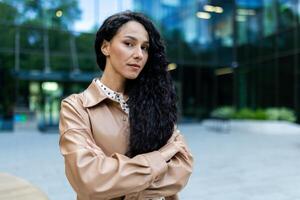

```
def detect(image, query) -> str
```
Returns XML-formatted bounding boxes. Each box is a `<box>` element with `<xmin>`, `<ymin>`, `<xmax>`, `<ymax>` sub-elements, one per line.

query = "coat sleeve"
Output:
<box><xmin>59</xmin><ymin>97</ymin><xmax>169</xmax><ymax>200</ymax></box>
<box><xmin>134</xmin><ymin>128</ymin><xmax>194</xmax><ymax>199</ymax></box>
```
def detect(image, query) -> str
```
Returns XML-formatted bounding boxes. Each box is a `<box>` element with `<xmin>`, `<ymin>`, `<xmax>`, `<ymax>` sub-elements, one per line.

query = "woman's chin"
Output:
<box><xmin>124</xmin><ymin>72</ymin><xmax>140</xmax><ymax>80</ymax></box>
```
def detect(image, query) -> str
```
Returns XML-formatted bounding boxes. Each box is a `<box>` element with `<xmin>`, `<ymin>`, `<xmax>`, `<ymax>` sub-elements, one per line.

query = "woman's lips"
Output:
<box><xmin>128</xmin><ymin>64</ymin><xmax>141</xmax><ymax>70</ymax></box>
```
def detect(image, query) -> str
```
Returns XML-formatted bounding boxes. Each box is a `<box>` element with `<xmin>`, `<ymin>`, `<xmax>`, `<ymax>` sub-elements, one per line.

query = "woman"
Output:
<box><xmin>59</xmin><ymin>11</ymin><xmax>193</xmax><ymax>200</ymax></box>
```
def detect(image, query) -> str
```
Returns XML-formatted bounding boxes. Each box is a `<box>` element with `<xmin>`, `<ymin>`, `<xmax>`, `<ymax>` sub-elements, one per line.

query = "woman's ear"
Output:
<box><xmin>101</xmin><ymin>40</ymin><xmax>110</xmax><ymax>56</ymax></box>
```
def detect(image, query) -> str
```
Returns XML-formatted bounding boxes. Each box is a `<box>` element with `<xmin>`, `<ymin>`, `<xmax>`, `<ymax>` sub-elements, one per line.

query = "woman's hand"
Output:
<box><xmin>158</xmin><ymin>130</ymin><xmax>187</xmax><ymax>162</ymax></box>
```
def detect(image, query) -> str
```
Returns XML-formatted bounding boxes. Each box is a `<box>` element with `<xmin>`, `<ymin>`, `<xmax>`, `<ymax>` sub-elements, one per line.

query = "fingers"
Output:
<box><xmin>173</xmin><ymin>140</ymin><xmax>188</xmax><ymax>155</ymax></box>
<box><xmin>159</xmin><ymin>142</ymin><xmax>179</xmax><ymax>161</ymax></box>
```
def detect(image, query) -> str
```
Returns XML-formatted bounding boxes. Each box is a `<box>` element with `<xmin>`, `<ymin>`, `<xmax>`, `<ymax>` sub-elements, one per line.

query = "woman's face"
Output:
<box><xmin>102</xmin><ymin>21</ymin><xmax>149</xmax><ymax>80</ymax></box>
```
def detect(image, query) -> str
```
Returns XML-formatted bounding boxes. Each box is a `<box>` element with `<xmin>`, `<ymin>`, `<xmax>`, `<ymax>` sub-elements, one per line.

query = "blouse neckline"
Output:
<box><xmin>96</xmin><ymin>79</ymin><xmax>129</xmax><ymax>114</ymax></box>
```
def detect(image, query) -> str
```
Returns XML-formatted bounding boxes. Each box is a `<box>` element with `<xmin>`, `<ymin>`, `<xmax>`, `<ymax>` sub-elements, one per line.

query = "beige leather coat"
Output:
<box><xmin>59</xmin><ymin>79</ymin><xmax>193</xmax><ymax>200</ymax></box>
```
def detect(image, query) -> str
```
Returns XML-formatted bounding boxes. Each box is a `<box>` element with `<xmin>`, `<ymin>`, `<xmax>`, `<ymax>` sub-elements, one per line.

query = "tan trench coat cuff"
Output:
<box><xmin>143</xmin><ymin>151</ymin><xmax>168</xmax><ymax>182</ymax></box>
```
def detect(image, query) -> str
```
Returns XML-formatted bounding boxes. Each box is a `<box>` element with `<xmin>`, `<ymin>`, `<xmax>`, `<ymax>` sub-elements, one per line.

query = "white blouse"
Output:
<box><xmin>96</xmin><ymin>79</ymin><xmax>129</xmax><ymax>114</ymax></box>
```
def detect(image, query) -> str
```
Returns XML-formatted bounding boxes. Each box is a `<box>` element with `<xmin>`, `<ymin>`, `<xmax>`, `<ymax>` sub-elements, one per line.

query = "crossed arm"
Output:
<box><xmin>59</xmin><ymin>99</ymin><xmax>193</xmax><ymax>200</ymax></box>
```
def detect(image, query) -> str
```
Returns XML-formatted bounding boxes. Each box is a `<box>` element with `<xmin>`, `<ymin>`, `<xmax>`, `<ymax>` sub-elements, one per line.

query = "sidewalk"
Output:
<box><xmin>1</xmin><ymin>123</ymin><xmax>300</xmax><ymax>200</ymax></box>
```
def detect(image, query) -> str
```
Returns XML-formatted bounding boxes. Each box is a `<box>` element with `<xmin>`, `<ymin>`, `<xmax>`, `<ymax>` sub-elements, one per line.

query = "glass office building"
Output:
<box><xmin>0</xmin><ymin>0</ymin><xmax>299</xmax><ymax>130</ymax></box>
<box><xmin>134</xmin><ymin>0</ymin><xmax>300</xmax><ymax>121</ymax></box>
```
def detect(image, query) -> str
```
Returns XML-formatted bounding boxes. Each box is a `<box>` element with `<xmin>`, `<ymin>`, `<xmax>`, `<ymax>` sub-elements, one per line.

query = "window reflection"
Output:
<box><xmin>278</xmin><ymin>0</ymin><xmax>298</xmax><ymax>29</ymax></box>
<box><xmin>263</xmin><ymin>0</ymin><xmax>277</xmax><ymax>36</ymax></box>
<box><xmin>236</xmin><ymin>0</ymin><xmax>263</xmax><ymax>45</ymax></box>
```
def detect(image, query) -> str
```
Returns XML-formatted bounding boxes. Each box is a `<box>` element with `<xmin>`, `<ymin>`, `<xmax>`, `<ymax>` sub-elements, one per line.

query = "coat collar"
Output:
<box><xmin>82</xmin><ymin>78</ymin><xmax>108</xmax><ymax>108</ymax></box>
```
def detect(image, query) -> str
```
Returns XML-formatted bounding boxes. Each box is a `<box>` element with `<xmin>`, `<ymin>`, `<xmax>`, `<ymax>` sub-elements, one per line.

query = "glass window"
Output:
<box><xmin>277</xmin><ymin>29</ymin><xmax>297</xmax><ymax>53</ymax></box>
<box><xmin>247</xmin><ymin>9</ymin><xmax>262</xmax><ymax>44</ymax></box>
<box><xmin>298</xmin><ymin>0</ymin><xmax>300</xmax><ymax>23</ymax></box>
<box><xmin>214</xmin><ymin>3</ymin><xmax>234</xmax><ymax>47</ymax></box>
<box><xmin>278</xmin><ymin>56</ymin><xmax>296</xmax><ymax>108</ymax></box>
<box><xmin>236</xmin><ymin>0</ymin><xmax>263</xmax><ymax>44</ymax></box>
<box><xmin>278</xmin><ymin>0</ymin><xmax>298</xmax><ymax>29</ymax></box>
<box><xmin>263</xmin><ymin>0</ymin><xmax>277</xmax><ymax>36</ymax></box>
<box><xmin>237</xmin><ymin>15</ymin><xmax>248</xmax><ymax>45</ymax></box>
<box><xmin>259</xmin><ymin>35</ymin><xmax>276</xmax><ymax>57</ymax></box>
<box><xmin>258</xmin><ymin>61</ymin><xmax>277</xmax><ymax>107</ymax></box>
<box><xmin>194</xmin><ymin>0</ymin><xmax>213</xmax><ymax>50</ymax></box>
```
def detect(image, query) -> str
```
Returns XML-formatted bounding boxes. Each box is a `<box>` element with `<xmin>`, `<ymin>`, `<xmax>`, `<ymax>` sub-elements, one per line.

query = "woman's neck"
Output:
<box><xmin>100</xmin><ymin>69</ymin><xmax>126</xmax><ymax>94</ymax></box>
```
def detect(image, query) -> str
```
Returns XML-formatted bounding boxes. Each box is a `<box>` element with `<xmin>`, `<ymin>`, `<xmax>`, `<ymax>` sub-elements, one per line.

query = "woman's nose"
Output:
<box><xmin>133</xmin><ymin>47</ymin><xmax>143</xmax><ymax>59</ymax></box>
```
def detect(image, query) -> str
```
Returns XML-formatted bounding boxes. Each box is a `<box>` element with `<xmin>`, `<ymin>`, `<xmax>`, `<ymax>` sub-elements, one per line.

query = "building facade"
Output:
<box><xmin>135</xmin><ymin>0</ymin><xmax>300</xmax><ymax>121</ymax></box>
<box><xmin>0</xmin><ymin>0</ymin><xmax>299</xmax><ymax>130</ymax></box>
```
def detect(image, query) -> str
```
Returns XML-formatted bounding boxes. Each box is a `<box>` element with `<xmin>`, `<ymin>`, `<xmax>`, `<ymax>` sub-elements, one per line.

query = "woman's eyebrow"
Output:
<box><xmin>124</xmin><ymin>35</ymin><xmax>149</xmax><ymax>44</ymax></box>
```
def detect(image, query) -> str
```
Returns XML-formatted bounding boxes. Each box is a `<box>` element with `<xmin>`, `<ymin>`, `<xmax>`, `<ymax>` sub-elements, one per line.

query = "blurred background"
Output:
<box><xmin>0</xmin><ymin>0</ymin><xmax>299</xmax><ymax>131</ymax></box>
<box><xmin>1</xmin><ymin>1</ymin><xmax>300</xmax><ymax>200</ymax></box>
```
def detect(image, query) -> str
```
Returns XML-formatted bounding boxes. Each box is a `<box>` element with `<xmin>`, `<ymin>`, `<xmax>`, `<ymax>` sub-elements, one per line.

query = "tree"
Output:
<box><xmin>0</xmin><ymin>0</ymin><xmax>82</xmax><ymax>125</ymax></box>
<box><xmin>2</xmin><ymin>0</ymin><xmax>81</xmax><ymax>29</ymax></box>
<box><xmin>0</xmin><ymin>1</ymin><xmax>19</xmax><ymax>24</ymax></box>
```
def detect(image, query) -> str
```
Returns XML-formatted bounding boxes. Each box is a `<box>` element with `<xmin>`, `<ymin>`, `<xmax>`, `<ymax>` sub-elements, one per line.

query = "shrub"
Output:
<box><xmin>265</xmin><ymin>107</ymin><xmax>296</xmax><ymax>122</ymax></box>
<box><xmin>254</xmin><ymin>109</ymin><xmax>268</xmax><ymax>120</ymax></box>
<box><xmin>210</xmin><ymin>106</ymin><xmax>296</xmax><ymax>122</ymax></box>
<box><xmin>210</xmin><ymin>106</ymin><xmax>236</xmax><ymax>119</ymax></box>
<box><xmin>233</xmin><ymin>108</ymin><xmax>256</xmax><ymax>119</ymax></box>
<box><xmin>265</xmin><ymin>108</ymin><xmax>280</xmax><ymax>120</ymax></box>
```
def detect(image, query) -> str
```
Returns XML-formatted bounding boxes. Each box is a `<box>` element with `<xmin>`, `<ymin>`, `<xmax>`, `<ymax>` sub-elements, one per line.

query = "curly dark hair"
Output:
<box><xmin>95</xmin><ymin>11</ymin><xmax>177</xmax><ymax>157</ymax></box>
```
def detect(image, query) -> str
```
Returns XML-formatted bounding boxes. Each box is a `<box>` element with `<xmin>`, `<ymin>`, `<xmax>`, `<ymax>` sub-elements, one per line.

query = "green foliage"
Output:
<box><xmin>0</xmin><ymin>28</ymin><xmax>15</xmax><ymax>48</ymax></box>
<box><xmin>254</xmin><ymin>109</ymin><xmax>268</xmax><ymax>120</ymax></box>
<box><xmin>265</xmin><ymin>107</ymin><xmax>296</xmax><ymax>122</ymax></box>
<box><xmin>211</xmin><ymin>106</ymin><xmax>236</xmax><ymax>119</ymax></box>
<box><xmin>211</xmin><ymin>106</ymin><xmax>296</xmax><ymax>122</ymax></box>
<box><xmin>233</xmin><ymin>108</ymin><xmax>268</xmax><ymax>120</ymax></box>
<box><xmin>0</xmin><ymin>2</ymin><xmax>19</xmax><ymax>23</ymax></box>
<box><xmin>233</xmin><ymin>108</ymin><xmax>256</xmax><ymax>119</ymax></box>
<box><xmin>76</xmin><ymin>32</ymin><xmax>97</xmax><ymax>71</ymax></box>
<box><xmin>0</xmin><ymin>0</ymin><xmax>84</xmax><ymax>118</ymax></box>
<box><xmin>2</xmin><ymin>0</ymin><xmax>81</xmax><ymax>29</ymax></box>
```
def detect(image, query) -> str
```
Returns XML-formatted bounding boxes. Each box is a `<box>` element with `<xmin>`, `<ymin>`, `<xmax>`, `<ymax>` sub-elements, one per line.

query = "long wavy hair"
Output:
<box><xmin>95</xmin><ymin>11</ymin><xmax>177</xmax><ymax>157</ymax></box>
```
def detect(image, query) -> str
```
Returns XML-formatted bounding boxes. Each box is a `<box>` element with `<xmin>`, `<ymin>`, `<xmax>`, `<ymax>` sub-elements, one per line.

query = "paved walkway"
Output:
<box><xmin>0</xmin><ymin>172</ymin><xmax>48</xmax><ymax>200</ymax></box>
<box><xmin>1</xmin><ymin>123</ymin><xmax>300</xmax><ymax>200</ymax></box>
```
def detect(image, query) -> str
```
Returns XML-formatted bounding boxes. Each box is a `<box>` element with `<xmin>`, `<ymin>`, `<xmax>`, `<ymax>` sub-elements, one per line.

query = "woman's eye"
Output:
<box><xmin>142</xmin><ymin>46</ymin><xmax>149</xmax><ymax>51</ymax></box>
<box><xmin>124</xmin><ymin>42</ymin><xmax>133</xmax><ymax>47</ymax></box>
